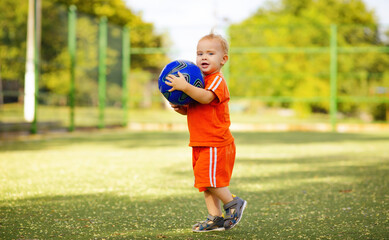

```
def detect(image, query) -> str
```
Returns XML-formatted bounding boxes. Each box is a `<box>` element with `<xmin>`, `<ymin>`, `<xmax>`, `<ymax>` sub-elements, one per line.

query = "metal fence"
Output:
<box><xmin>225</xmin><ymin>24</ymin><xmax>389</xmax><ymax>131</ymax></box>
<box><xmin>1</xmin><ymin>4</ymin><xmax>388</xmax><ymax>133</ymax></box>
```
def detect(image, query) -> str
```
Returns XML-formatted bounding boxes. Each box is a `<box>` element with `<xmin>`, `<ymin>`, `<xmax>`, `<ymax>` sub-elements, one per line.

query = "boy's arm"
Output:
<box><xmin>165</xmin><ymin>72</ymin><xmax>216</xmax><ymax>104</ymax></box>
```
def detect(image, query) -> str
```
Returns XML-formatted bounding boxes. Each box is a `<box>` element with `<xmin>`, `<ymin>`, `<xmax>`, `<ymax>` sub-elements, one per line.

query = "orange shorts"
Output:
<box><xmin>192</xmin><ymin>142</ymin><xmax>236</xmax><ymax>192</ymax></box>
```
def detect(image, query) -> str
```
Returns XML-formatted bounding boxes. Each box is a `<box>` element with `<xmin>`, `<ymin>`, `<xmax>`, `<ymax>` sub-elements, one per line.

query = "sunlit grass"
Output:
<box><xmin>1</xmin><ymin>131</ymin><xmax>388</xmax><ymax>239</ymax></box>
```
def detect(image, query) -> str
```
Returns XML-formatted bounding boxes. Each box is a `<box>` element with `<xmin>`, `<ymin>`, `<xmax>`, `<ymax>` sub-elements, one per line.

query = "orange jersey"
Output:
<box><xmin>187</xmin><ymin>72</ymin><xmax>234</xmax><ymax>147</ymax></box>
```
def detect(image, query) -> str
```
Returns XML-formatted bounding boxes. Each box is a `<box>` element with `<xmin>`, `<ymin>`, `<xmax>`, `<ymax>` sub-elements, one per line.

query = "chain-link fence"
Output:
<box><xmin>1</xmin><ymin>3</ymin><xmax>388</xmax><ymax>133</ymax></box>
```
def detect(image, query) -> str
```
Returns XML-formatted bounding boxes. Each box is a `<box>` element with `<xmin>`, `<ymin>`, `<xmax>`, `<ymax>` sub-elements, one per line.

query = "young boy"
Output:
<box><xmin>165</xmin><ymin>33</ymin><xmax>247</xmax><ymax>232</ymax></box>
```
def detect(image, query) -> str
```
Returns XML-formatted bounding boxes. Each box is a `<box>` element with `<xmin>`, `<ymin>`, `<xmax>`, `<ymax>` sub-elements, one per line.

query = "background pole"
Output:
<box><xmin>68</xmin><ymin>5</ymin><xmax>77</xmax><ymax>132</ymax></box>
<box><xmin>330</xmin><ymin>24</ymin><xmax>338</xmax><ymax>132</ymax></box>
<box><xmin>122</xmin><ymin>26</ymin><xmax>130</xmax><ymax>127</ymax></box>
<box><xmin>98</xmin><ymin>17</ymin><xmax>107</xmax><ymax>129</ymax></box>
<box><xmin>31</xmin><ymin>0</ymin><xmax>41</xmax><ymax>134</ymax></box>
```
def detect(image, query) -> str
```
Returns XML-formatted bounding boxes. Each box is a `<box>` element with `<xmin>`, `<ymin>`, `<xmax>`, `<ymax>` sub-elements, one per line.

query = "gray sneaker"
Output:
<box><xmin>192</xmin><ymin>214</ymin><xmax>225</xmax><ymax>232</ymax></box>
<box><xmin>223</xmin><ymin>197</ymin><xmax>247</xmax><ymax>230</ymax></box>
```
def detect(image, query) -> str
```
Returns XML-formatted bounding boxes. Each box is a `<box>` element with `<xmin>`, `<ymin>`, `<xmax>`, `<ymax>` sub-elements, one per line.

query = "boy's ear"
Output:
<box><xmin>221</xmin><ymin>54</ymin><xmax>229</xmax><ymax>65</ymax></box>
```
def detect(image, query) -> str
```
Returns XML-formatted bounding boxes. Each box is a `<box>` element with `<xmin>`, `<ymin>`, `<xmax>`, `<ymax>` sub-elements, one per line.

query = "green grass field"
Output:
<box><xmin>1</xmin><ymin>130</ymin><xmax>388</xmax><ymax>239</ymax></box>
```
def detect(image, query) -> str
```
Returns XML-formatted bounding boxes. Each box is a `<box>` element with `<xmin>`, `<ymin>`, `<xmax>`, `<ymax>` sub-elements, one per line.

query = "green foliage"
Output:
<box><xmin>54</xmin><ymin>0</ymin><xmax>168</xmax><ymax>70</ymax></box>
<box><xmin>229</xmin><ymin>0</ymin><xmax>389</xmax><ymax>120</ymax></box>
<box><xmin>0</xmin><ymin>0</ymin><xmax>28</xmax><ymax>82</ymax></box>
<box><xmin>128</xmin><ymin>68</ymin><xmax>153</xmax><ymax>108</ymax></box>
<box><xmin>0</xmin><ymin>0</ymin><xmax>168</xmax><ymax>108</ymax></box>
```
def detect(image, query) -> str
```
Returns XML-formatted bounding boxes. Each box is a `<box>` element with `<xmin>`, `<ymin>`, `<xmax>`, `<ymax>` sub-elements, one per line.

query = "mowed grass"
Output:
<box><xmin>0</xmin><ymin>130</ymin><xmax>388</xmax><ymax>239</ymax></box>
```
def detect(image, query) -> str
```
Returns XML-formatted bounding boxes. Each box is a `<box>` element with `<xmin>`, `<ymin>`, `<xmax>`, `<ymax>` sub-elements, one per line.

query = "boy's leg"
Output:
<box><xmin>206</xmin><ymin>187</ymin><xmax>234</xmax><ymax>205</ymax></box>
<box><xmin>204</xmin><ymin>189</ymin><xmax>223</xmax><ymax>217</ymax></box>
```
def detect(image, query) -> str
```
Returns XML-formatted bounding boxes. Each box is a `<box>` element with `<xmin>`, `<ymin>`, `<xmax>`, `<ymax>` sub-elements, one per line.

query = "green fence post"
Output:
<box><xmin>122</xmin><ymin>26</ymin><xmax>130</xmax><ymax>127</ymax></box>
<box><xmin>330</xmin><ymin>24</ymin><xmax>338</xmax><ymax>132</ymax></box>
<box><xmin>98</xmin><ymin>17</ymin><xmax>107</xmax><ymax>129</ymax></box>
<box><xmin>68</xmin><ymin>5</ymin><xmax>76</xmax><ymax>132</ymax></box>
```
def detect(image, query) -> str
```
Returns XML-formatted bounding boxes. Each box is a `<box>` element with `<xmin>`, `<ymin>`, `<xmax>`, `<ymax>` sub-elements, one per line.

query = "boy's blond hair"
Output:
<box><xmin>199</xmin><ymin>33</ymin><xmax>229</xmax><ymax>55</ymax></box>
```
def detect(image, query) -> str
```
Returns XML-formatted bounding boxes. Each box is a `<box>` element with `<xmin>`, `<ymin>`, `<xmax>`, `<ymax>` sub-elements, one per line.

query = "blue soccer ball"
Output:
<box><xmin>158</xmin><ymin>60</ymin><xmax>204</xmax><ymax>105</ymax></box>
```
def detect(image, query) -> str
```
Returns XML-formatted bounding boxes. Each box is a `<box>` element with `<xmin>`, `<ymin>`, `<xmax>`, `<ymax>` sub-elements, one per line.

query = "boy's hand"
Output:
<box><xmin>170</xmin><ymin>103</ymin><xmax>188</xmax><ymax>115</ymax></box>
<box><xmin>166</xmin><ymin>71</ymin><xmax>216</xmax><ymax>105</ymax></box>
<box><xmin>165</xmin><ymin>72</ymin><xmax>189</xmax><ymax>92</ymax></box>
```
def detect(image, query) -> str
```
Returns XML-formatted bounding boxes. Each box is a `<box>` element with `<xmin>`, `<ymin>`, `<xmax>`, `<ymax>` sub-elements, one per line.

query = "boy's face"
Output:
<box><xmin>196</xmin><ymin>38</ymin><xmax>228</xmax><ymax>76</ymax></box>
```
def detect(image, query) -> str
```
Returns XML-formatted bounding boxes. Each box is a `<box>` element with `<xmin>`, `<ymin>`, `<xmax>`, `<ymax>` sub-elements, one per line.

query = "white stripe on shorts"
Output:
<box><xmin>209</xmin><ymin>147</ymin><xmax>217</xmax><ymax>188</ymax></box>
<box><xmin>209</xmin><ymin>147</ymin><xmax>214</xmax><ymax>187</ymax></box>
<box><xmin>213</xmin><ymin>147</ymin><xmax>217</xmax><ymax>187</ymax></box>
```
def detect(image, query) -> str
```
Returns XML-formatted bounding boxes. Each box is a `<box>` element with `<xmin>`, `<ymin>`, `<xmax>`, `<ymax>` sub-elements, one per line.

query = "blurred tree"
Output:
<box><xmin>0</xmin><ymin>0</ymin><xmax>169</xmax><ymax>107</ymax></box>
<box><xmin>54</xmin><ymin>0</ymin><xmax>168</xmax><ymax>70</ymax></box>
<box><xmin>229</xmin><ymin>0</ymin><xmax>389</xmax><ymax>120</ymax></box>
<box><xmin>43</xmin><ymin>0</ymin><xmax>169</xmax><ymax>106</ymax></box>
<box><xmin>0</xmin><ymin>0</ymin><xmax>28</xmax><ymax>103</ymax></box>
